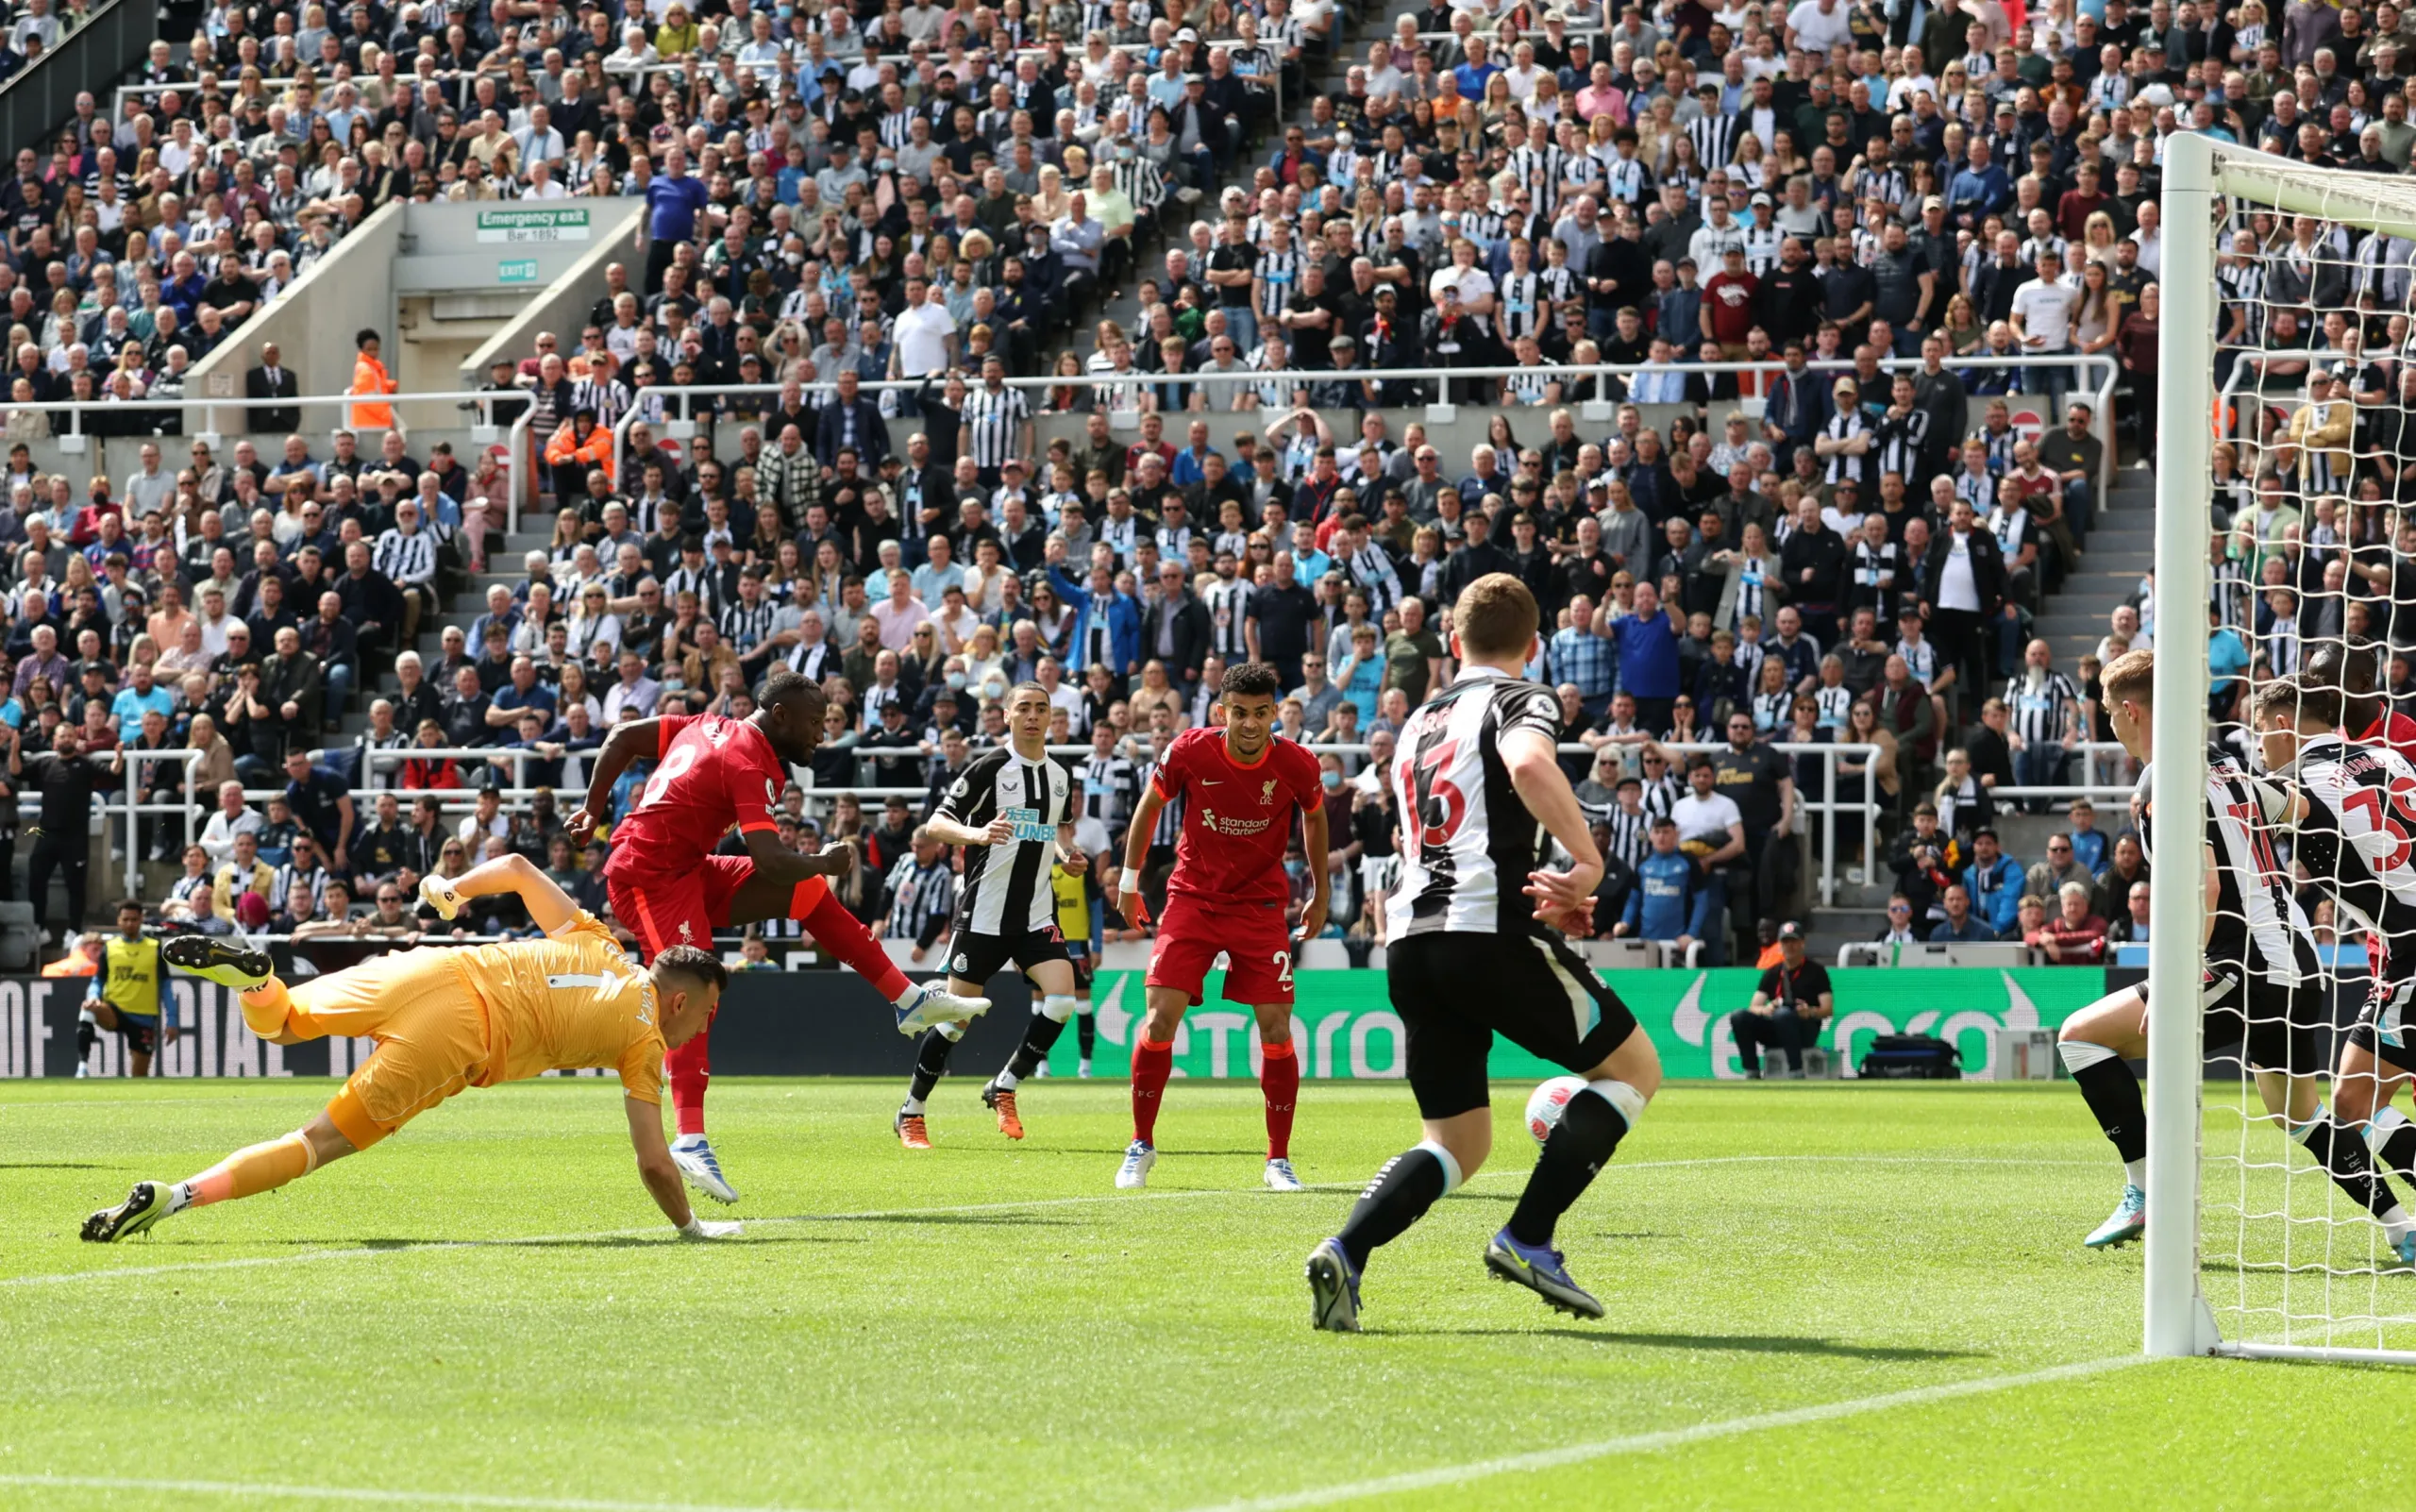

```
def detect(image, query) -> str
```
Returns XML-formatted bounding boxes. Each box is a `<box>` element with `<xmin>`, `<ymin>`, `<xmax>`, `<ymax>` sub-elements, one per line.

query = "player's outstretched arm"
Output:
<box><xmin>1502</xmin><ymin>727</ymin><xmax>1605</xmax><ymax>935</ymax></box>
<box><xmin>442</xmin><ymin>851</ymin><xmax>579</xmax><ymax>935</ymax></box>
<box><xmin>569</xmin><ymin>717</ymin><xmax>663</xmax><ymax>843</ymax></box>
<box><xmin>741</xmin><ymin>824</ymin><xmax>858</xmax><ymax>888</ymax></box>
<box><xmin>626</xmin><ymin>1095</ymin><xmax>732</xmax><ymax>1237</ymax></box>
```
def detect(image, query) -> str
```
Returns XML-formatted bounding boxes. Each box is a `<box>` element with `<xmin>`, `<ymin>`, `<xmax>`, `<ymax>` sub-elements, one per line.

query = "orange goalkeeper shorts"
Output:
<box><xmin>293</xmin><ymin>949</ymin><xmax>492</xmax><ymax>1151</ymax></box>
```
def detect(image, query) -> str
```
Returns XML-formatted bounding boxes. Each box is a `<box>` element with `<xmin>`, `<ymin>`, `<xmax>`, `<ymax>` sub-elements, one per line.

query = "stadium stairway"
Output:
<box><xmin>2032</xmin><ymin>464</ymin><xmax>2154</xmax><ymax>675</ymax></box>
<box><xmin>1800</xmin><ymin>464</ymin><xmax>2153</xmax><ymax>961</ymax></box>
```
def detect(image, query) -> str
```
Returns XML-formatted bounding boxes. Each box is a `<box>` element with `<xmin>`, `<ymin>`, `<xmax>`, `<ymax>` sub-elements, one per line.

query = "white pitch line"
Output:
<box><xmin>0</xmin><ymin>1473</ymin><xmax>817</xmax><ymax>1511</ymax></box>
<box><xmin>1183</xmin><ymin>1353</ymin><xmax>2161</xmax><ymax>1512</ymax></box>
<box><xmin>0</xmin><ymin>1355</ymin><xmax>2164</xmax><ymax>1512</ymax></box>
<box><xmin>4</xmin><ymin>1152</ymin><xmax>2099</xmax><ymax>1287</ymax></box>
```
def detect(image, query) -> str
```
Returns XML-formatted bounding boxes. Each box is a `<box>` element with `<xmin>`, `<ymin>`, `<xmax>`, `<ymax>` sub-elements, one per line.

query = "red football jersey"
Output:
<box><xmin>1150</xmin><ymin>726</ymin><xmax>1327</xmax><ymax>905</ymax></box>
<box><xmin>2362</xmin><ymin>710</ymin><xmax>2416</xmax><ymax>766</ymax></box>
<box><xmin>603</xmin><ymin>714</ymin><xmax>785</xmax><ymax>882</ymax></box>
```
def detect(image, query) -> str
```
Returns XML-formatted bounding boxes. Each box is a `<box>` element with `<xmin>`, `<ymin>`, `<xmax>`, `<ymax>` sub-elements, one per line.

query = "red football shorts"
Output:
<box><xmin>1147</xmin><ymin>894</ymin><xmax>1297</xmax><ymax>1006</ymax></box>
<box><xmin>609</xmin><ymin>856</ymin><xmax>755</xmax><ymax>960</ymax></box>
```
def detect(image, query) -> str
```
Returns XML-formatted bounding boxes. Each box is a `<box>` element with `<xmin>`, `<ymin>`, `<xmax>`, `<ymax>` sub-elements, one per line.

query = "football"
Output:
<box><xmin>1524</xmin><ymin>1076</ymin><xmax>1590</xmax><ymax>1145</ymax></box>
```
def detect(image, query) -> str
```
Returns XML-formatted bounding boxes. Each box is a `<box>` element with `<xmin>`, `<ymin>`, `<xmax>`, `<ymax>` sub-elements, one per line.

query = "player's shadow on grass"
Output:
<box><xmin>494</xmin><ymin>1234</ymin><xmax>848</xmax><ymax>1250</ymax></box>
<box><xmin>1394</xmin><ymin>1328</ymin><xmax>1979</xmax><ymax>1361</ymax></box>
<box><xmin>1052</xmin><ymin>1147</ymin><xmax>1279</xmax><ymax>1157</ymax></box>
<box><xmin>2198</xmin><ymin>1258</ymin><xmax>2412</xmax><ymax>1280</ymax></box>
<box><xmin>798</xmin><ymin>1213</ymin><xmax>1079</xmax><ymax>1228</ymax></box>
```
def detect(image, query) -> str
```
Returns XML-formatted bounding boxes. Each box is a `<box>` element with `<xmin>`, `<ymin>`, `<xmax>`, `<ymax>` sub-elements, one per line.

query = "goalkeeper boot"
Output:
<box><xmin>896</xmin><ymin>983</ymin><xmax>991</xmax><ymax>1036</ymax></box>
<box><xmin>2397</xmin><ymin>1230</ymin><xmax>2416</xmax><ymax>1269</ymax></box>
<box><xmin>2084</xmin><ymin>1184</ymin><xmax>2147</xmax><ymax>1249</ymax></box>
<box><xmin>82</xmin><ymin>1181</ymin><xmax>175</xmax><ymax>1243</ymax></box>
<box><xmin>895</xmin><ymin>1107</ymin><xmax>932</xmax><ymax>1151</ymax></box>
<box><xmin>981</xmin><ymin>1079</ymin><xmax>1024</xmax><ymax>1140</ymax></box>
<box><xmin>162</xmin><ymin>935</ymin><xmax>271</xmax><ymax>993</ymax></box>
<box><xmin>1264</xmin><ymin>1157</ymin><xmax>1304</xmax><ymax>1192</ymax></box>
<box><xmin>670</xmin><ymin>1134</ymin><xmax>738</xmax><ymax>1205</ymax></box>
<box><xmin>1485</xmin><ymin>1228</ymin><xmax>1605</xmax><ymax>1319</ymax></box>
<box><xmin>1304</xmin><ymin>1236</ymin><xmax>1362</xmax><ymax>1334</ymax></box>
<box><xmin>1115</xmin><ymin>1139</ymin><xmax>1156</xmax><ymax>1189</ymax></box>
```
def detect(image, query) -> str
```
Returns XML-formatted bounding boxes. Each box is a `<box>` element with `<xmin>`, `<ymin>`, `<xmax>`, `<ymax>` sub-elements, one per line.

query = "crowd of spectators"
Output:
<box><xmin>25</xmin><ymin>0</ymin><xmax>2396</xmax><ymax>966</ymax></box>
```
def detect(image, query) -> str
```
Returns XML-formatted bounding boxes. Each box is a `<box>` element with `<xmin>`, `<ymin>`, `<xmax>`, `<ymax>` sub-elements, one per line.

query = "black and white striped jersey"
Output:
<box><xmin>937</xmin><ymin>746</ymin><xmax>1072</xmax><ymax>937</ymax></box>
<box><xmin>1079</xmin><ymin>751</ymin><xmax>1141</xmax><ymax>832</ymax></box>
<box><xmin>1741</xmin><ymin>223</ymin><xmax>1785</xmax><ymax>276</ymax></box>
<box><xmin>1498</xmin><ymin>269</ymin><xmax>1544</xmax><ymax>343</ymax></box>
<box><xmin>1686</xmin><ymin>112</ymin><xmax>1740</xmax><ymax>169</ymax></box>
<box><xmin>1203</xmin><ymin>576</ymin><xmax>1253</xmax><ymax>659</ymax></box>
<box><xmin>2002</xmin><ymin>667</ymin><xmax>2079</xmax><ymax>747</ymax></box>
<box><xmin>885</xmin><ymin>855</ymin><xmax>956</xmax><ymax>944</ymax></box>
<box><xmin>2138</xmin><ymin>745</ymin><xmax>2316</xmax><ymax>985</ymax></box>
<box><xmin>2279</xmin><ymin>732</ymin><xmax>2416</xmax><ymax>982</ymax></box>
<box><xmin>1602</xmin><ymin>806</ymin><xmax>1649</xmax><ymax>868</ymax></box>
<box><xmin>1135</xmin><ymin>757</ymin><xmax>1185</xmax><ymax>847</ymax></box>
<box><xmin>1385</xmin><ymin>667</ymin><xmax>1563</xmax><ymax>937</ymax></box>
<box><xmin>961</xmin><ymin>384</ymin><xmax>1030</xmax><ymax>471</ymax></box>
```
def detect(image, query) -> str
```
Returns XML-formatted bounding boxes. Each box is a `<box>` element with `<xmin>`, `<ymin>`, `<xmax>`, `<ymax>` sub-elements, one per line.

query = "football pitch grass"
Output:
<box><xmin>2</xmin><ymin>1076</ymin><xmax>2409</xmax><ymax>1510</ymax></box>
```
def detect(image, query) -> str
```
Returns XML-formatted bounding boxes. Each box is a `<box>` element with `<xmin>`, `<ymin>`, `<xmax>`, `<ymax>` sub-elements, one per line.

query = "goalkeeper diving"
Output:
<box><xmin>80</xmin><ymin>853</ymin><xmax>742</xmax><ymax>1244</ymax></box>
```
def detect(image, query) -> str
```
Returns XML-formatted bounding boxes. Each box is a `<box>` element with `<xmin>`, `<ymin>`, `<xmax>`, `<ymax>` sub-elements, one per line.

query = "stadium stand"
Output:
<box><xmin>0</xmin><ymin>0</ymin><xmax>2195</xmax><ymax>973</ymax></box>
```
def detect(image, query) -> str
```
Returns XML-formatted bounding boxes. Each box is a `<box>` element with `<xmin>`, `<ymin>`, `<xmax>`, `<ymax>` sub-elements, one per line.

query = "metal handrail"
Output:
<box><xmin>593</xmin><ymin>353</ymin><xmax>2118</xmax><ymax>494</ymax></box>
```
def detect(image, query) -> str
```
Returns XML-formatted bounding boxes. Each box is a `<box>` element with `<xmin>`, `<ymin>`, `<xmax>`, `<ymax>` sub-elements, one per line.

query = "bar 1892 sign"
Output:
<box><xmin>475</xmin><ymin>208</ymin><xmax>592</xmax><ymax>244</ymax></box>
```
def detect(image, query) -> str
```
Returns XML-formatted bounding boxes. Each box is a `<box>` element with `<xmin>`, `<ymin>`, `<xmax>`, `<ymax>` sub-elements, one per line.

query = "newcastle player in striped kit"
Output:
<box><xmin>2055</xmin><ymin>654</ymin><xmax>2412</xmax><ymax>1258</ymax></box>
<box><xmin>2252</xmin><ymin>671</ymin><xmax>2416</xmax><ymax>1262</ymax></box>
<box><xmin>1306</xmin><ymin>575</ymin><xmax>1663</xmax><ymax>1331</ymax></box>
<box><xmin>896</xmin><ymin>683</ymin><xmax>1082</xmax><ymax>1149</ymax></box>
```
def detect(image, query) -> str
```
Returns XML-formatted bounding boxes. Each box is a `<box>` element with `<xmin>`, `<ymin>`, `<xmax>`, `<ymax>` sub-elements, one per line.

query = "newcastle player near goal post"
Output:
<box><xmin>2248</xmin><ymin>669</ymin><xmax>2416</xmax><ymax>1263</ymax></box>
<box><xmin>2052</xmin><ymin>652</ymin><xmax>2412</xmax><ymax>1261</ymax></box>
<box><xmin>1306</xmin><ymin>572</ymin><xmax>1664</xmax><ymax>1332</ymax></box>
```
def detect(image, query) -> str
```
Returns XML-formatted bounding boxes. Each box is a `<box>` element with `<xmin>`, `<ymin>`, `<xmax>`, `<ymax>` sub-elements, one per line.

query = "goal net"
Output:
<box><xmin>2150</xmin><ymin>136</ymin><xmax>2416</xmax><ymax>1364</ymax></box>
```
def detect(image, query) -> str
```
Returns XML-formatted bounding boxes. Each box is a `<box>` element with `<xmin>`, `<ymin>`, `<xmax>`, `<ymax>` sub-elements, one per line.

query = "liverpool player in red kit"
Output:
<box><xmin>1116</xmin><ymin>662</ymin><xmax>1331</xmax><ymax>1191</ymax></box>
<box><xmin>570</xmin><ymin>668</ymin><xmax>989</xmax><ymax>1203</ymax></box>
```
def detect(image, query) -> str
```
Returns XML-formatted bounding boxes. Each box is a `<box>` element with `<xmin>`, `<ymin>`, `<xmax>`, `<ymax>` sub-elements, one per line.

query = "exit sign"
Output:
<box><xmin>497</xmin><ymin>260</ymin><xmax>541</xmax><ymax>283</ymax></box>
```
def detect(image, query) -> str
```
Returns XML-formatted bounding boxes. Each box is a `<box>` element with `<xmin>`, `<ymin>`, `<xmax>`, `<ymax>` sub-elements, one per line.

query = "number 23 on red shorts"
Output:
<box><xmin>1147</xmin><ymin>894</ymin><xmax>1299</xmax><ymax>1006</ymax></box>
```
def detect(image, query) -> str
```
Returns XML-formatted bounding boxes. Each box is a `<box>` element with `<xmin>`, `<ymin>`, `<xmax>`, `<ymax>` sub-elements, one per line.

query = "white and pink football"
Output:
<box><xmin>1525</xmin><ymin>1076</ymin><xmax>1590</xmax><ymax>1145</ymax></box>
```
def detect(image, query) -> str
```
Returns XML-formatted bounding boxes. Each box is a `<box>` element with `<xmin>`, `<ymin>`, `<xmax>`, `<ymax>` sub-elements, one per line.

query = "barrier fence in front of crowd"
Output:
<box><xmin>86</xmin><ymin>736</ymin><xmax>1891</xmax><ymax>914</ymax></box>
<box><xmin>0</xmin><ymin>351</ymin><xmax>2115</xmax><ymax>546</ymax></box>
<box><xmin>581</xmin><ymin>353</ymin><xmax>2121</xmax><ymax>517</ymax></box>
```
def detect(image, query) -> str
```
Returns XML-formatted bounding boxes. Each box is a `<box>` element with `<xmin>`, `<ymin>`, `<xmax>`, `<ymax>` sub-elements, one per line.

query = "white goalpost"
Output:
<box><xmin>2149</xmin><ymin>134</ymin><xmax>2416</xmax><ymax>1364</ymax></box>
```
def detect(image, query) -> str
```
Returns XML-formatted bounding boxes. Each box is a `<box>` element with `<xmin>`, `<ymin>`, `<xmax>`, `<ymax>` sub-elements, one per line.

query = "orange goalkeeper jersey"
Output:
<box><xmin>460</xmin><ymin>913</ymin><xmax>666</xmax><ymax>1104</ymax></box>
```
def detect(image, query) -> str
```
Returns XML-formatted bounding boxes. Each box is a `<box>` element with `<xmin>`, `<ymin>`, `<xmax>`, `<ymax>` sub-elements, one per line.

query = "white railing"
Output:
<box><xmin>149</xmin><ymin>735</ymin><xmax>1878</xmax><ymax>904</ymax></box>
<box><xmin>0</xmin><ymin>387</ymin><xmax>517</xmax><ymax>438</ymax></box>
<box><xmin>594</xmin><ymin>353</ymin><xmax>2120</xmax><ymax>500</ymax></box>
<box><xmin>1632</xmin><ymin>740</ymin><xmax>1883</xmax><ymax>908</ymax></box>
<box><xmin>1985</xmin><ymin>740</ymin><xmax>2139</xmax><ymax>803</ymax></box>
<box><xmin>1837</xmin><ymin>940</ymin><xmax>2038</xmax><ymax>967</ymax></box>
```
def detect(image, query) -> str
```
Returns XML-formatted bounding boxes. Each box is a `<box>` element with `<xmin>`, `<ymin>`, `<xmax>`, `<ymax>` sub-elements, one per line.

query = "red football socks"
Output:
<box><xmin>667</xmin><ymin>1019</ymin><xmax>712</xmax><ymax>1137</ymax></box>
<box><xmin>792</xmin><ymin>878</ymin><xmax>912</xmax><ymax>1000</ymax></box>
<box><xmin>1260</xmin><ymin>1040</ymin><xmax>1299</xmax><ymax>1160</ymax></box>
<box><xmin>1131</xmin><ymin>1036</ymin><xmax>1175</xmax><ymax>1145</ymax></box>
